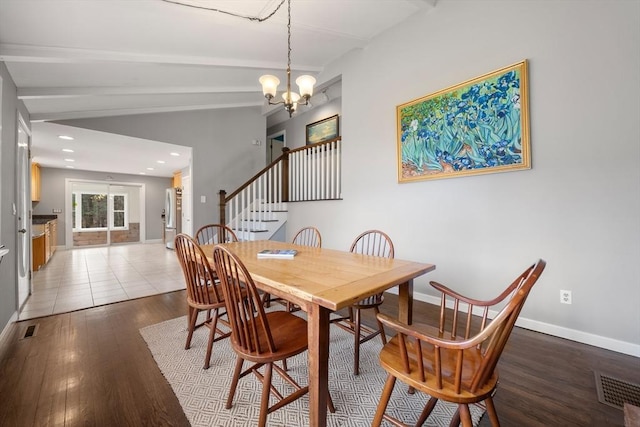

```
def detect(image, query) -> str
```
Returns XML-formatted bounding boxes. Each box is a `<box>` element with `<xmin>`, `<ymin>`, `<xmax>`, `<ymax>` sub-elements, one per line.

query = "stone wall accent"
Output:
<box><xmin>73</xmin><ymin>223</ymin><xmax>140</xmax><ymax>246</ymax></box>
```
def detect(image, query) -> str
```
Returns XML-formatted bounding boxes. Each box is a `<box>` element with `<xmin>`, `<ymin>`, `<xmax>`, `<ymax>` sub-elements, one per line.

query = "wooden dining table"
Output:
<box><xmin>201</xmin><ymin>239</ymin><xmax>435</xmax><ymax>427</ymax></box>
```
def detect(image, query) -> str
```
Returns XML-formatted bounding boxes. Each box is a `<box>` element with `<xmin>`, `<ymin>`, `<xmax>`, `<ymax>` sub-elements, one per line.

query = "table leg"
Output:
<box><xmin>307</xmin><ymin>304</ymin><xmax>330</xmax><ymax>427</ymax></box>
<box><xmin>398</xmin><ymin>279</ymin><xmax>414</xmax><ymax>324</ymax></box>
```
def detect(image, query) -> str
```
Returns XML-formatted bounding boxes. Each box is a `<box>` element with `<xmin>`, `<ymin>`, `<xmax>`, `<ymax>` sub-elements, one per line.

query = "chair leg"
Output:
<box><xmin>353</xmin><ymin>308</ymin><xmax>361</xmax><ymax>375</ymax></box>
<box><xmin>458</xmin><ymin>404</ymin><xmax>473</xmax><ymax>427</ymax></box>
<box><xmin>327</xmin><ymin>390</ymin><xmax>336</xmax><ymax>414</ymax></box>
<box><xmin>372</xmin><ymin>374</ymin><xmax>396</xmax><ymax>427</ymax></box>
<box><xmin>203</xmin><ymin>310</ymin><xmax>219</xmax><ymax>369</ymax></box>
<box><xmin>258</xmin><ymin>362</ymin><xmax>273</xmax><ymax>427</ymax></box>
<box><xmin>374</xmin><ymin>306</ymin><xmax>387</xmax><ymax>345</ymax></box>
<box><xmin>262</xmin><ymin>292</ymin><xmax>272</xmax><ymax>307</ymax></box>
<box><xmin>226</xmin><ymin>357</ymin><xmax>244</xmax><ymax>410</ymax></box>
<box><xmin>417</xmin><ymin>397</ymin><xmax>438</xmax><ymax>425</ymax></box>
<box><xmin>485</xmin><ymin>397</ymin><xmax>500</xmax><ymax>426</ymax></box>
<box><xmin>185</xmin><ymin>306</ymin><xmax>198</xmax><ymax>350</ymax></box>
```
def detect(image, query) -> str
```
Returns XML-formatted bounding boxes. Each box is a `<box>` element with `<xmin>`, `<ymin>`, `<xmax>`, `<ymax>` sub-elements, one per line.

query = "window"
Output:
<box><xmin>112</xmin><ymin>194</ymin><xmax>126</xmax><ymax>228</ymax></box>
<box><xmin>72</xmin><ymin>191</ymin><xmax>128</xmax><ymax>231</ymax></box>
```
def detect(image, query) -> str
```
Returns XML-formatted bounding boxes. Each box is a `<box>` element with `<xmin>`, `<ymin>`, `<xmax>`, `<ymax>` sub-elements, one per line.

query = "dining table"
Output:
<box><xmin>201</xmin><ymin>239</ymin><xmax>435</xmax><ymax>427</ymax></box>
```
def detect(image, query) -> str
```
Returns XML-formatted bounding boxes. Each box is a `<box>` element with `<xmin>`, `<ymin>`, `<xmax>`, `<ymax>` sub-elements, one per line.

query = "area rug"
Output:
<box><xmin>140</xmin><ymin>313</ymin><xmax>485</xmax><ymax>426</ymax></box>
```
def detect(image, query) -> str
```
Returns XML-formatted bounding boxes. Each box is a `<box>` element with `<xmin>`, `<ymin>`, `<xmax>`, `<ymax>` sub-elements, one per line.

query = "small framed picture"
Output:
<box><xmin>306</xmin><ymin>115</ymin><xmax>339</xmax><ymax>145</ymax></box>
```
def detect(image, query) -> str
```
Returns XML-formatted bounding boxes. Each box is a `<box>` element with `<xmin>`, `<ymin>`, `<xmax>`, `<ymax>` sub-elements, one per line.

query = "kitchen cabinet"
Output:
<box><xmin>44</xmin><ymin>222</ymin><xmax>51</xmax><ymax>263</ymax></box>
<box><xmin>31</xmin><ymin>216</ymin><xmax>57</xmax><ymax>269</ymax></box>
<box><xmin>31</xmin><ymin>163</ymin><xmax>41</xmax><ymax>202</ymax></box>
<box><xmin>32</xmin><ymin>234</ymin><xmax>45</xmax><ymax>271</ymax></box>
<box><xmin>50</xmin><ymin>220</ymin><xmax>57</xmax><ymax>256</ymax></box>
<box><xmin>172</xmin><ymin>171</ymin><xmax>182</xmax><ymax>189</ymax></box>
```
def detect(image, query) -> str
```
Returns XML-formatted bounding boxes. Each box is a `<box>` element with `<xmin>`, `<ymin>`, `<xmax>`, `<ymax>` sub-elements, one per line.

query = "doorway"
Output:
<box><xmin>66</xmin><ymin>180</ymin><xmax>145</xmax><ymax>247</ymax></box>
<box><xmin>266</xmin><ymin>131</ymin><xmax>285</xmax><ymax>163</ymax></box>
<box><xmin>16</xmin><ymin>113</ymin><xmax>31</xmax><ymax>309</ymax></box>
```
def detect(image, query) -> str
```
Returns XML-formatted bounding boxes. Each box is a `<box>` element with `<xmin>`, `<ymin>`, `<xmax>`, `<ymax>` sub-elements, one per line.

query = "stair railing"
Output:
<box><xmin>219</xmin><ymin>137</ymin><xmax>342</xmax><ymax>233</ymax></box>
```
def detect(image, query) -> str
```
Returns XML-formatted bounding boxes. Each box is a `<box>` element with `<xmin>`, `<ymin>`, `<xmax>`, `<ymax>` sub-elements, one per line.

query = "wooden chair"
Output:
<box><xmin>194</xmin><ymin>223</ymin><xmax>238</xmax><ymax>246</ymax></box>
<box><xmin>292</xmin><ymin>226</ymin><xmax>322</xmax><ymax>247</ymax></box>
<box><xmin>263</xmin><ymin>226</ymin><xmax>322</xmax><ymax>311</ymax></box>
<box><xmin>372</xmin><ymin>259</ymin><xmax>546</xmax><ymax>427</ymax></box>
<box><xmin>331</xmin><ymin>229</ymin><xmax>395</xmax><ymax>375</ymax></box>
<box><xmin>174</xmin><ymin>233</ymin><xmax>231</xmax><ymax>369</ymax></box>
<box><xmin>212</xmin><ymin>245</ymin><xmax>335</xmax><ymax>427</ymax></box>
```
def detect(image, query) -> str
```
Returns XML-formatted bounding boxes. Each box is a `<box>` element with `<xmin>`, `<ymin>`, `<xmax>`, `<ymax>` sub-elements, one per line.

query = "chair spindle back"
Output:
<box><xmin>212</xmin><ymin>245</ymin><xmax>277</xmax><ymax>355</ymax></box>
<box><xmin>195</xmin><ymin>224</ymin><xmax>239</xmax><ymax>246</ymax></box>
<box><xmin>175</xmin><ymin>233</ymin><xmax>223</xmax><ymax>305</ymax></box>
<box><xmin>350</xmin><ymin>230</ymin><xmax>394</xmax><ymax>258</ymax></box>
<box><xmin>292</xmin><ymin>226</ymin><xmax>322</xmax><ymax>247</ymax></box>
<box><xmin>382</xmin><ymin>259</ymin><xmax>546</xmax><ymax>396</ymax></box>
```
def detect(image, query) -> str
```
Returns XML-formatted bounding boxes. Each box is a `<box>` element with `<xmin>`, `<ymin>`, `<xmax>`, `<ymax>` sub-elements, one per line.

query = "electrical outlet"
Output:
<box><xmin>560</xmin><ymin>290</ymin><xmax>572</xmax><ymax>304</ymax></box>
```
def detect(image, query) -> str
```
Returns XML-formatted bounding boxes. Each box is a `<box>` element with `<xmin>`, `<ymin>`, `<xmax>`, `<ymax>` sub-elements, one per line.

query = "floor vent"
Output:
<box><xmin>20</xmin><ymin>324</ymin><xmax>38</xmax><ymax>340</ymax></box>
<box><xmin>595</xmin><ymin>371</ymin><xmax>640</xmax><ymax>410</ymax></box>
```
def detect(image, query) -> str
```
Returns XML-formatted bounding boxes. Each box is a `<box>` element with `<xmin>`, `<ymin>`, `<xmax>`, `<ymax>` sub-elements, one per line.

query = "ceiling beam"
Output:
<box><xmin>30</xmin><ymin>101</ymin><xmax>264</xmax><ymax>122</ymax></box>
<box><xmin>18</xmin><ymin>86</ymin><xmax>261</xmax><ymax>99</ymax></box>
<box><xmin>0</xmin><ymin>43</ymin><xmax>322</xmax><ymax>72</ymax></box>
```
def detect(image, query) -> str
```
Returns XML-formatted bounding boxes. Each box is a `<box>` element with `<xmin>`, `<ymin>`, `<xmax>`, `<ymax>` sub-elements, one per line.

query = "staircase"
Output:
<box><xmin>219</xmin><ymin>138</ymin><xmax>342</xmax><ymax>241</ymax></box>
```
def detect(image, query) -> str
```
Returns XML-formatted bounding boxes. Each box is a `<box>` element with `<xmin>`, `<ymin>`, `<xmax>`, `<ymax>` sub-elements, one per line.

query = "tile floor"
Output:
<box><xmin>19</xmin><ymin>242</ymin><xmax>185</xmax><ymax>320</ymax></box>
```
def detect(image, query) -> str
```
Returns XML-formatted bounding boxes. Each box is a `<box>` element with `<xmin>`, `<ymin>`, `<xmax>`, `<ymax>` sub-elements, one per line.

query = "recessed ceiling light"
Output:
<box><xmin>66</xmin><ymin>165</ymin><xmax>75</xmax><ymax>169</ymax></box>
<box><xmin>146</xmin><ymin>167</ymin><xmax>154</xmax><ymax>171</ymax></box>
<box><xmin>139</xmin><ymin>172</ymin><xmax>146</xmax><ymax>175</ymax></box>
<box><xmin>64</xmin><ymin>158</ymin><xmax>75</xmax><ymax>162</ymax></box>
<box><xmin>58</xmin><ymin>135</ymin><xmax>74</xmax><ymax>140</ymax></box>
<box><xmin>170</xmin><ymin>152</ymin><xmax>180</xmax><ymax>157</ymax></box>
<box><xmin>157</xmin><ymin>160</ymin><xmax>165</xmax><ymax>164</ymax></box>
<box><xmin>62</xmin><ymin>148</ymin><xmax>74</xmax><ymax>153</ymax></box>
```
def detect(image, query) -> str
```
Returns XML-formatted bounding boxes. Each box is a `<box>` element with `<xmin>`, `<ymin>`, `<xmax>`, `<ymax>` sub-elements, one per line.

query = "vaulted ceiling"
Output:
<box><xmin>0</xmin><ymin>0</ymin><xmax>436</xmax><ymax>176</ymax></box>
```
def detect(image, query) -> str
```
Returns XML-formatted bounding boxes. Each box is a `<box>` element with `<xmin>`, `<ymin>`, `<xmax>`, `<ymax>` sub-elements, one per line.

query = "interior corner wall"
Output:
<box><xmin>33</xmin><ymin>168</ymin><xmax>172</xmax><ymax>244</ymax></box>
<box><xmin>287</xmin><ymin>1</ymin><xmax>640</xmax><ymax>354</ymax></box>
<box><xmin>58</xmin><ymin>107</ymin><xmax>266</xmax><ymax>232</ymax></box>
<box><xmin>0</xmin><ymin>62</ymin><xmax>29</xmax><ymax>335</ymax></box>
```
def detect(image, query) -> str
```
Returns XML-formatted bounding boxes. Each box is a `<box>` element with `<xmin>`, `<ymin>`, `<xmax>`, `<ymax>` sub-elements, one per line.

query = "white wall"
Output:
<box><xmin>287</xmin><ymin>1</ymin><xmax>640</xmax><ymax>355</ymax></box>
<box><xmin>0</xmin><ymin>62</ymin><xmax>30</xmax><ymax>334</ymax></box>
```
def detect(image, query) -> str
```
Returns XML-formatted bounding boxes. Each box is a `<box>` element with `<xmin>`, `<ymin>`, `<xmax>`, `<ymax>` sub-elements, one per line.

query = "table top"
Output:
<box><xmin>202</xmin><ymin>240</ymin><xmax>435</xmax><ymax>312</ymax></box>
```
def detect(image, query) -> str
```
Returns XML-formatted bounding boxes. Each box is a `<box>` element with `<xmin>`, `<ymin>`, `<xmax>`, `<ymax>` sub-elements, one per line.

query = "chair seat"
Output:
<box><xmin>186</xmin><ymin>284</ymin><xmax>225</xmax><ymax>310</ymax></box>
<box><xmin>379</xmin><ymin>334</ymin><xmax>498</xmax><ymax>404</ymax></box>
<box><xmin>233</xmin><ymin>311</ymin><xmax>308</xmax><ymax>363</ymax></box>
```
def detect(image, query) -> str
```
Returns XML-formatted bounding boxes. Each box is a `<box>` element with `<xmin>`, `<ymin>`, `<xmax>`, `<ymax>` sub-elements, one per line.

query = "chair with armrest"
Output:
<box><xmin>194</xmin><ymin>223</ymin><xmax>238</xmax><ymax>246</ymax></box>
<box><xmin>212</xmin><ymin>245</ymin><xmax>335</xmax><ymax>427</ymax></box>
<box><xmin>174</xmin><ymin>233</ymin><xmax>231</xmax><ymax>369</ymax></box>
<box><xmin>331</xmin><ymin>229</ymin><xmax>394</xmax><ymax>375</ymax></box>
<box><xmin>372</xmin><ymin>259</ymin><xmax>546</xmax><ymax>427</ymax></box>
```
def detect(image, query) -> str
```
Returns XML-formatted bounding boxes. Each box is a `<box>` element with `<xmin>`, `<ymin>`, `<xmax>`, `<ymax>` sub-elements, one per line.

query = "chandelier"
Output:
<box><xmin>259</xmin><ymin>0</ymin><xmax>315</xmax><ymax>117</ymax></box>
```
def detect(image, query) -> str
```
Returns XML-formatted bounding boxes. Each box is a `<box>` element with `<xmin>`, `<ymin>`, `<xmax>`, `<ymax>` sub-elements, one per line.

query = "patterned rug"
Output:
<box><xmin>140</xmin><ymin>313</ymin><xmax>485</xmax><ymax>427</ymax></box>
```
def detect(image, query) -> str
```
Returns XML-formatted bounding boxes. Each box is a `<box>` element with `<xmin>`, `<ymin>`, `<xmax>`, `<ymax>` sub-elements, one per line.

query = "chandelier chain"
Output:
<box><xmin>286</xmin><ymin>0</ymin><xmax>292</xmax><ymax>96</ymax></box>
<box><xmin>160</xmin><ymin>0</ymin><xmax>286</xmax><ymax>23</ymax></box>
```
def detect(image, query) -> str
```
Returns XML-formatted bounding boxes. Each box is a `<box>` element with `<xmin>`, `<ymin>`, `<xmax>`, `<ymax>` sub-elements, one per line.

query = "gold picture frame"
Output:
<box><xmin>397</xmin><ymin>60</ymin><xmax>530</xmax><ymax>182</ymax></box>
<box><xmin>306</xmin><ymin>114</ymin><xmax>339</xmax><ymax>145</ymax></box>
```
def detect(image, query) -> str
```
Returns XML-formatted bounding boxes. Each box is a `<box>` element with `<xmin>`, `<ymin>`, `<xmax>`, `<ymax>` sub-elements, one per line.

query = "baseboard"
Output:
<box><xmin>0</xmin><ymin>311</ymin><xmax>19</xmax><ymax>348</ymax></box>
<box><xmin>391</xmin><ymin>289</ymin><xmax>640</xmax><ymax>358</ymax></box>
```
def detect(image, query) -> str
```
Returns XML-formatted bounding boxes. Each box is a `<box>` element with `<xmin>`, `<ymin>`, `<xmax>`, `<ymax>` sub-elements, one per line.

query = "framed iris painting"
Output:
<box><xmin>397</xmin><ymin>60</ymin><xmax>530</xmax><ymax>182</ymax></box>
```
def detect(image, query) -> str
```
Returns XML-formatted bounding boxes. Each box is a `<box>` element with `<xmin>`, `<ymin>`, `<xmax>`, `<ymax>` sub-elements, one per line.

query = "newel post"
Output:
<box><xmin>218</xmin><ymin>190</ymin><xmax>227</xmax><ymax>225</ymax></box>
<box><xmin>282</xmin><ymin>147</ymin><xmax>290</xmax><ymax>202</ymax></box>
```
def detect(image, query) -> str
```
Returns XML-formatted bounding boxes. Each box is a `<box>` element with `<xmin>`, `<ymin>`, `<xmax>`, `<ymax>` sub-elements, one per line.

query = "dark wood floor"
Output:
<box><xmin>0</xmin><ymin>291</ymin><xmax>637</xmax><ymax>426</ymax></box>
